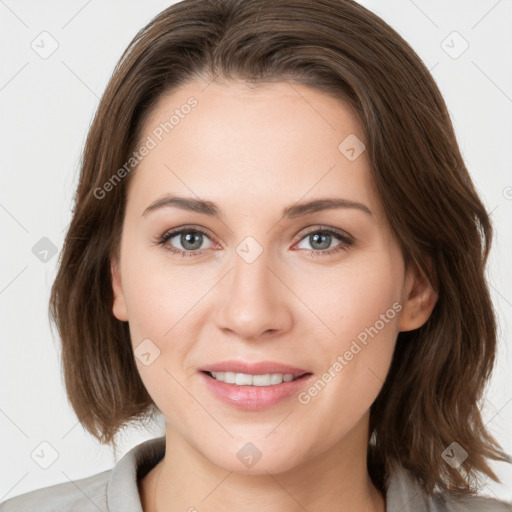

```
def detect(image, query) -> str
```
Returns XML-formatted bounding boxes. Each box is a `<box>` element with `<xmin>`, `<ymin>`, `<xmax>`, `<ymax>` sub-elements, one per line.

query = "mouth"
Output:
<box><xmin>199</xmin><ymin>368</ymin><xmax>315</xmax><ymax>411</ymax></box>
<box><xmin>201</xmin><ymin>370</ymin><xmax>312</xmax><ymax>387</ymax></box>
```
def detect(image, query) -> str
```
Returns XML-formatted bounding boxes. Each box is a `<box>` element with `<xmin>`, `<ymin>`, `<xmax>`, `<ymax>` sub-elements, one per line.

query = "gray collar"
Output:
<box><xmin>385</xmin><ymin>462</ymin><xmax>431</xmax><ymax>511</ymax></box>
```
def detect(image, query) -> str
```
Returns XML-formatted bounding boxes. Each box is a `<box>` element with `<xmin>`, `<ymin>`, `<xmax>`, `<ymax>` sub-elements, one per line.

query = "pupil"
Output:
<box><xmin>183</xmin><ymin>232</ymin><xmax>202</xmax><ymax>250</ymax></box>
<box><xmin>311</xmin><ymin>233</ymin><xmax>330</xmax><ymax>250</ymax></box>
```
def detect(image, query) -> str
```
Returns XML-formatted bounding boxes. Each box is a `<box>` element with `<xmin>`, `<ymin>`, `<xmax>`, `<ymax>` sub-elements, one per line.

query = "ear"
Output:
<box><xmin>111</xmin><ymin>254</ymin><xmax>129</xmax><ymax>321</ymax></box>
<box><xmin>398</xmin><ymin>258</ymin><xmax>438</xmax><ymax>332</ymax></box>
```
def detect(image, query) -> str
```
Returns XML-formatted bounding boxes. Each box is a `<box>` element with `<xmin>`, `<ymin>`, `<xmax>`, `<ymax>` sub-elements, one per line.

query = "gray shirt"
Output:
<box><xmin>1</xmin><ymin>436</ymin><xmax>510</xmax><ymax>511</ymax></box>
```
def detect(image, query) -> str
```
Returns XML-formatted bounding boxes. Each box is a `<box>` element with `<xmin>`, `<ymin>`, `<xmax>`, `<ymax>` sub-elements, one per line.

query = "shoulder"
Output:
<box><xmin>431</xmin><ymin>492</ymin><xmax>512</xmax><ymax>512</ymax></box>
<box><xmin>0</xmin><ymin>469</ymin><xmax>111</xmax><ymax>512</ymax></box>
<box><xmin>0</xmin><ymin>436</ymin><xmax>166</xmax><ymax>512</ymax></box>
<box><xmin>386</xmin><ymin>462</ymin><xmax>512</xmax><ymax>512</ymax></box>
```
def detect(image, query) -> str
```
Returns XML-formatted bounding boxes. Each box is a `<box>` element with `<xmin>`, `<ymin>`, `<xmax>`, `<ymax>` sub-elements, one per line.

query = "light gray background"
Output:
<box><xmin>1</xmin><ymin>0</ymin><xmax>511</xmax><ymax>504</ymax></box>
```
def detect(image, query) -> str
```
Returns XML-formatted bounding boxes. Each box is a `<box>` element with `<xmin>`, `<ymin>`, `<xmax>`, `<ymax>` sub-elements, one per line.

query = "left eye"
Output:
<box><xmin>294</xmin><ymin>229</ymin><xmax>349</xmax><ymax>252</ymax></box>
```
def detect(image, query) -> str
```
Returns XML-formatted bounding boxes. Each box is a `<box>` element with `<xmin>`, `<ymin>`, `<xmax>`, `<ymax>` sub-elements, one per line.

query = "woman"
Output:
<box><xmin>1</xmin><ymin>0</ymin><xmax>510</xmax><ymax>511</ymax></box>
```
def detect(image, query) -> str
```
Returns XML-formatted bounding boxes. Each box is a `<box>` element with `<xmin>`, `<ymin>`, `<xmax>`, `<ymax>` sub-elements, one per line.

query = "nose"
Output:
<box><xmin>214</xmin><ymin>245</ymin><xmax>293</xmax><ymax>341</ymax></box>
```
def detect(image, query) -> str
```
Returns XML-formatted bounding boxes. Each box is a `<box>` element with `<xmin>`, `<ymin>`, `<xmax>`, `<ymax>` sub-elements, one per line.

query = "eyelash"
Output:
<box><xmin>155</xmin><ymin>225</ymin><xmax>353</xmax><ymax>258</ymax></box>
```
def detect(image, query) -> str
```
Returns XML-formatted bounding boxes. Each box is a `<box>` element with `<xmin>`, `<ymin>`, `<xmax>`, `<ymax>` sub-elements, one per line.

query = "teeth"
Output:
<box><xmin>210</xmin><ymin>371</ymin><xmax>298</xmax><ymax>386</ymax></box>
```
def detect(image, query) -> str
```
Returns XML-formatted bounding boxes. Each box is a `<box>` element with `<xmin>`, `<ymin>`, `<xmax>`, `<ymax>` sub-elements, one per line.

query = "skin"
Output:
<box><xmin>111</xmin><ymin>79</ymin><xmax>437</xmax><ymax>512</ymax></box>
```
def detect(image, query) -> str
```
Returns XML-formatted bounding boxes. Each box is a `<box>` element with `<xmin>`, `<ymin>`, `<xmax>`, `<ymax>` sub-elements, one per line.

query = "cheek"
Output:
<box><xmin>120</xmin><ymin>265</ymin><xmax>197</xmax><ymax>419</ymax></box>
<box><xmin>338</xmin><ymin>268</ymin><xmax>400</xmax><ymax>345</ymax></box>
<box><xmin>118</xmin><ymin>243</ymin><xmax>212</xmax><ymax>403</ymax></box>
<box><xmin>298</xmin><ymin>254</ymin><xmax>402</xmax><ymax>425</ymax></box>
<box><xmin>302</xmin><ymin>248</ymin><xmax>403</xmax><ymax>346</ymax></box>
<box><xmin>120</xmin><ymin>238</ymin><xmax>205</xmax><ymax>339</ymax></box>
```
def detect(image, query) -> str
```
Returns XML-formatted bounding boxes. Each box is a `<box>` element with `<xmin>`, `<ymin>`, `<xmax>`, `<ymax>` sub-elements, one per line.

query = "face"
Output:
<box><xmin>111</xmin><ymin>79</ymin><xmax>436</xmax><ymax>475</ymax></box>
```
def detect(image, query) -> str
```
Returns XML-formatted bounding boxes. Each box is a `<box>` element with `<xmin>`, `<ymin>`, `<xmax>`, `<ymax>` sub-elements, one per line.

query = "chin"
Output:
<box><xmin>205</xmin><ymin>441</ymin><xmax>306</xmax><ymax>476</ymax></box>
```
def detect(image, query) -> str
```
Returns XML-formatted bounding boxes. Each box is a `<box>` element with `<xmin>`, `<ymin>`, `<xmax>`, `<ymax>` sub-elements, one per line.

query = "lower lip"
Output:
<box><xmin>200</xmin><ymin>371</ymin><xmax>313</xmax><ymax>411</ymax></box>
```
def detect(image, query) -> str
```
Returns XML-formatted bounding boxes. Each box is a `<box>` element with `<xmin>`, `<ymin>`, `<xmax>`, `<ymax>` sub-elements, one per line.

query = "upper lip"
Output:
<box><xmin>200</xmin><ymin>360</ymin><xmax>311</xmax><ymax>377</ymax></box>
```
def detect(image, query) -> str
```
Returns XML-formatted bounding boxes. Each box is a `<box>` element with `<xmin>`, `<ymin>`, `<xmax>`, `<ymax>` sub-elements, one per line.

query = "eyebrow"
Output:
<box><xmin>142</xmin><ymin>194</ymin><xmax>373</xmax><ymax>218</ymax></box>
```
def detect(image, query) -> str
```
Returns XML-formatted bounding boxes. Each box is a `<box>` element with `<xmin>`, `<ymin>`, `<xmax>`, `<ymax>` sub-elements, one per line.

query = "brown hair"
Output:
<box><xmin>49</xmin><ymin>0</ymin><xmax>509</xmax><ymax>498</ymax></box>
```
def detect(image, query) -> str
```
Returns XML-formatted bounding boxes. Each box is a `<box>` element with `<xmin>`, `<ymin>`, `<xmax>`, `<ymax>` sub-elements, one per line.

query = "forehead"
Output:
<box><xmin>127</xmin><ymin>79</ymin><xmax>381</xmax><ymax>221</ymax></box>
<box><xmin>142</xmin><ymin>78</ymin><xmax>364</xmax><ymax>147</ymax></box>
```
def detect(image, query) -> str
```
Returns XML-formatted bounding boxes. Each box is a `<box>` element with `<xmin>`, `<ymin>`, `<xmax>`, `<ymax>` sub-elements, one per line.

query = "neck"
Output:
<box><xmin>140</xmin><ymin>416</ymin><xmax>386</xmax><ymax>512</ymax></box>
